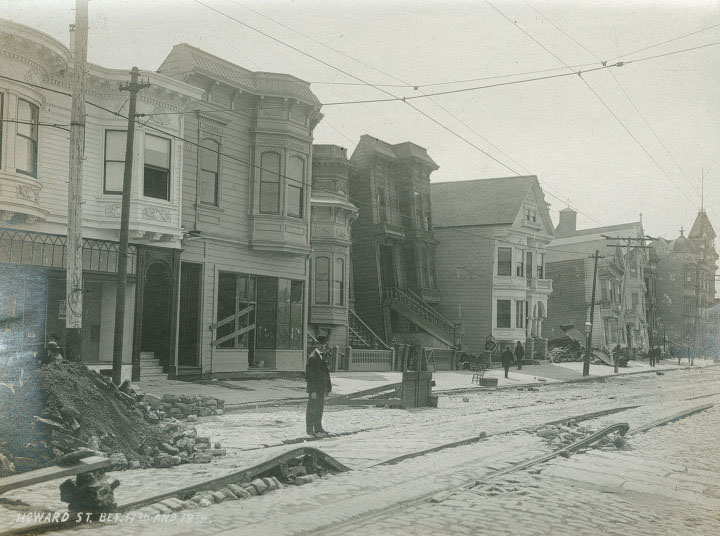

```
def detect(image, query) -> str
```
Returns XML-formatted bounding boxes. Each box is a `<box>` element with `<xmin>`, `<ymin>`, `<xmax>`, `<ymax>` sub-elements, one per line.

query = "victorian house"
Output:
<box><xmin>157</xmin><ymin>44</ymin><xmax>322</xmax><ymax>377</ymax></box>
<box><xmin>432</xmin><ymin>176</ymin><xmax>554</xmax><ymax>358</ymax></box>
<box><xmin>0</xmin><ymin>20</ymin><xmax>201</xmax><ymax>378</ymax></box>
<box><xmin>308</xmin><ymin>145</ymin><xmax>357</xmax><ymax>349</ymax></box>
<box><xmin>348</xmin><ymin>135</ymin><xmax>457</xmax><ymax>350</ymax></box>
<box><xmin>545</xmin><ymin>210</ymin><xmax>650</xmax><ymax>354</ymax></box>
<box><xmin>650</xmin><ymin>211</ymin><xmax>717</xmax><ymax>358</ymax></box>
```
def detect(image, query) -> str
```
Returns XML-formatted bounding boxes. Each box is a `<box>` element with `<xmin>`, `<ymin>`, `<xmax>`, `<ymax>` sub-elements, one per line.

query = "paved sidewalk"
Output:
<box><xmin>134</xmin><ymin>359</ymin><xmax>711</xmax><ymax>408</ymax></box>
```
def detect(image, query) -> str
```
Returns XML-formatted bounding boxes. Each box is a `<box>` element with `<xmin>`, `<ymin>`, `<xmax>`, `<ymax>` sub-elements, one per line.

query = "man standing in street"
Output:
<box><xmin>501</xmin><ymin>345</ymin><xmax>514</xmax><ymax>379</ymax></box>
<box><xmin>514</xmin><ymin>341</ymin><xmax>524</xmax><ymax>370</ymax></box>
<box><xmin>306</xmin><ymin>335</ymin><xmax>332</xmax><ymax>437</ymax></box>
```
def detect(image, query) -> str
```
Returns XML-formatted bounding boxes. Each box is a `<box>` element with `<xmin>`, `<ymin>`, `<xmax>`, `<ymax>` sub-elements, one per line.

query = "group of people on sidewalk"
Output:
<box><xmin>500</xmin><ymin>341</ymin><xmax>525</xmax><ymax>379</ymax></box>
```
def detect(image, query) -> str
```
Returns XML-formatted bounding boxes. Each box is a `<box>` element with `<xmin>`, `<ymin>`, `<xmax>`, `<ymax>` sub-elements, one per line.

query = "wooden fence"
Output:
<box><xmin>346</xmin><ymin>347</ymin><xmax>395</xmax><ymax>372</ymax></box>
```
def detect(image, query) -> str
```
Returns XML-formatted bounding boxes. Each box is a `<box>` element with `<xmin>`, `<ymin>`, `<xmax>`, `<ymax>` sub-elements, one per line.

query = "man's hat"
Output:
<box><xmin>316</xmin><ymin>335</ymin><xmax>328</xmax><ymax>344</ymax></box>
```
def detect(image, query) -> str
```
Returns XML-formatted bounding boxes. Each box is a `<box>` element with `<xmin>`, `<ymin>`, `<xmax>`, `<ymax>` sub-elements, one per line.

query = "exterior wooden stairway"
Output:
<box><xmin>385</xmin><ymin>287</ymin><xmax>457</xmax><ymax>347</ymax></box>
<box><xmin>349</xmin><ymin>309</ymin><xmax>391</xmax><ymax>350</ymax></box>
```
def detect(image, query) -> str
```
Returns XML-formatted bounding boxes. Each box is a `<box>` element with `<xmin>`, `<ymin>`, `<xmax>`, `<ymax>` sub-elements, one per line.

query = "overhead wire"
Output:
<box><xmin>485</xmin><ymin>0</ymin><xmax>697</xmax><ymax>209</ymax></box>
<box><xmin>191</xmin><ymin>0</ymin><xmax>606</xmax><ymax>224</ymax></box>
<box><xmin>2</xmin><ymin>71</ymin><xmax>635</xmax><ymax>258</ymax></box>
<box><xmin>522</xmin><ymin>0</ymin><xmax>699</xmax><ymax>195</ymax></box>
<box><xmin>311</xmin><ymin>21</ymin><xmax>720</xmax><ymax>89</ymax></box>
<box><xmin>224</xmin><ymin>0</ymin><xmax>588</xmax><ymax>217</ymax></box>
<box><xmin>189</xmin><ymin>0</ymin><xmax>543</xmax><ymax>189</ymax></box>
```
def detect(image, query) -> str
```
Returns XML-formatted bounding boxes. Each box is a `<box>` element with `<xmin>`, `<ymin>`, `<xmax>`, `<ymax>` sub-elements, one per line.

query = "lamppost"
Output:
<box><xmin>583</xmin><ymin>321</ymin><xmax>592</xmax><ymax>376</ymax></box>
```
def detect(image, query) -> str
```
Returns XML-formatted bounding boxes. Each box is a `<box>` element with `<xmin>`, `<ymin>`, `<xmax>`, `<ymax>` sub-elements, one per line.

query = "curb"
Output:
<box><xmin>211</xmin><ymin>362</ymin><xmax>719</xmax><ymax>413</ymax></box>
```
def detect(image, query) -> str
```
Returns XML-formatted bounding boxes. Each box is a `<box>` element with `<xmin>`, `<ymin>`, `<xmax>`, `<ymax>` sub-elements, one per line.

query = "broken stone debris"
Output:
<box><xmin>0</xmin><ymin>360</ymin><xmax>225</xmax><ymax>477</ymax></box>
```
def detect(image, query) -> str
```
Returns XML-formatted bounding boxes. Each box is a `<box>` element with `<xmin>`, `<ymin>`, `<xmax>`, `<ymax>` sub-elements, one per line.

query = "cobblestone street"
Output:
<box><xmin>3</xmin><ymin>366</ymin><xmax>718</xmax><ymax>536</ymax></box>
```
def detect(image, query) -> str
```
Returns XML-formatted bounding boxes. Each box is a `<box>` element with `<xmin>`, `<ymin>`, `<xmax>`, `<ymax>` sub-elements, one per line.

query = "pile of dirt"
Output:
<box><xmin>0</xmin><ymin>360</ymin><xmax>224</xmax><ymax>476</ymax></box>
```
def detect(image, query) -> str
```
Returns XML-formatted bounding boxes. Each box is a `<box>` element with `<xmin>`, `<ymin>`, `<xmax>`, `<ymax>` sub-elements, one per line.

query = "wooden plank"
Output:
<box><xmin>211</xmin><ymin>323</ymin><xmax>255</xmax><ymax>346</ymax></box>
<box><xmin>0</xmin><ymin>456</ymin><xmax>111</xmax><ymax>495</ymax></box>
<box><xmin>326</xmin><ymin>382</ymin><xmax>402</xmax><ymax>405</ymax></box>
<box><xmin>208</xmin><ymin>305</ymin><xmax>254</xmax><ymax>331</ymax></box>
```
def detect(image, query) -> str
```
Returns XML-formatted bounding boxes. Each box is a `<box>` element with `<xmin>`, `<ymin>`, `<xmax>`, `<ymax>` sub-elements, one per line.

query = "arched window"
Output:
<box><xmin>286</xmin><ymin>155</ymin><xmax>304</xmax><ymax>217</ymax></box>
<box><xmin>199</xmin><ymin>139</ymin><xmax>219</xmax><ymax>205</ymax></box>
<box><xmin>259</xmin><ymin>151</ymin><xmax>281</xmax><ymax>214</ymax></box>
<box><xmin>334</xmin><ymin>257</ymin><xmax>345</xmax><ymax>306</ymax></box>
<box><xmin>315</xmin><ymin>256</ymin><xmax>330</xmax><ymax>304</ymax></box>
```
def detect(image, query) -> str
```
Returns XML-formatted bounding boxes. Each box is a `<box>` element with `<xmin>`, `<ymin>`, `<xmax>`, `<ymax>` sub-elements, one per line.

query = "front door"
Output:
<box><xmin>178</xmin><ymin>262</ymin><xmax>202</xmax><ymax>368</ymax></box>
<box><xmin>141</xmin><ymin>262</ymin><xmax>172</xmax><ymax>368</ymax></box>
<box><xmin>379</xmin><ymin>245</ymin><xmax>396</xmax><ymax>292</ymax></box>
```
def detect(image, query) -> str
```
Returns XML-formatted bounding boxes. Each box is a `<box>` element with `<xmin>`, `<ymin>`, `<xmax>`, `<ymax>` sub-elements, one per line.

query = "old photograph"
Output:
<box><xmin>0</xmin><ymin>0</ymin><xmax>718</xmax><ymax>534</ymax></box>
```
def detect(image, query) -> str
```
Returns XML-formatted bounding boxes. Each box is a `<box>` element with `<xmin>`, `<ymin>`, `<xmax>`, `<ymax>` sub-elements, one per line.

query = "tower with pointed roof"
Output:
<box><xmin>651</xmin><ymin>210</ymin><xmax>718</xmax><ymax>358</ymax></box>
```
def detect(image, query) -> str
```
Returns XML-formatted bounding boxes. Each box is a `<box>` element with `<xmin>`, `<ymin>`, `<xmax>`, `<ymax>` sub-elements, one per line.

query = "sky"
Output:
<box><xmin>2</xmin><ymin>0</ymin><xmax>718</xmax><ymax>239</ymax></box>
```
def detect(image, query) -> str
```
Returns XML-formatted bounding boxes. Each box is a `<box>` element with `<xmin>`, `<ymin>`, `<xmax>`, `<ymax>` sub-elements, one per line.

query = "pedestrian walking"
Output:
<box><xmin>514</xmin><ymin>341</ymin><xmax>524</xmax><ymax>370</ymax></box>
<box><xmin>306</xmin><ymin>335</ymin><xmax>332</xmax><ymax>437</ymax></box>
<box><xmin>501</xmin><ymin>345</ymin><xmax>514</xmax><ymax>379</ymax></box>
<box><xmin>648</xmin><ymin>346</ymin><xmax>659</xmax><ymax>367</ymax></box>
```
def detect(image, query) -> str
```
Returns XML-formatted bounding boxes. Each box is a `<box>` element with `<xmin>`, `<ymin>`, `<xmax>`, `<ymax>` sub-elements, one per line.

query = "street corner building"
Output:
<box><xmin>156</xmin><ymin>44</ymin><xmax>323</xmax><ymax>378</ymax></box>
<box><xmin>544</xmin><ymin>211</ymin><xmax>650</xmax><ymax>355</ymax></box>
<box><xmin>648</xmin><ymin>210</ymin><xmax>718</xmax><ymax>358</ymax></box>
<box><xmin>0</xmin><ymin>20</ymin><xmax>202</xmax><ymax>378</ymax></box>
<box><xmin>431</xmin><ymin>176</ymin><xmax>554</xmax><ymax>359</ymax></box>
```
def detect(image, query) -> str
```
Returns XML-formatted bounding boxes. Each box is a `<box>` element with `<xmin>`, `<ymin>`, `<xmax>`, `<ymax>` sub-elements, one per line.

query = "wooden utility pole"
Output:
<box><xmin>112</xmin><ymin>67</ymin><xmax>149</xmax><ymax>385</ymax></box>
<box><xmin>584</xmin><ymin>250</ymin><xmax>603</xmax><ymax>376</ymax></box>
<box><xmin>66</xmin><ymin>0</ymin><xmax>88</xmax><ymax>362</ymax></box>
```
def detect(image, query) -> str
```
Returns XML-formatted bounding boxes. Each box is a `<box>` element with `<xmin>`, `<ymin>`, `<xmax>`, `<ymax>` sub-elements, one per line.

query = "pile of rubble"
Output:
<box><xmin>159</xmin><ymin>394</ymin><xmax>225</xmax><ymax>421</ymax></box>
<box><xmin>139</xmin><ymin>454</ymin><xmax>332</xmax><ymax>515</ymax></box>
<box><xmin>0</xmin><ymin>360</ymin><xmax>225</xmax><ymax>477</ymax></box>
<box><xmin>536</xmin><ymin>421</ymin><xmax>595</xmax><ymax>448</ymax></box>
<box><xmin>536</xmin><ymin>420</ymin><xmax>627</xmax><ymax>450</ymax></box>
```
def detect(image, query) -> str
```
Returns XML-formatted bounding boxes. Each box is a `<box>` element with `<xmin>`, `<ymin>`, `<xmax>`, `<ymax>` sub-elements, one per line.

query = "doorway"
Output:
<box><xmin>379</xmin><ymin>245</ymin><xmax>396</xmax><ymax>292</ymax></box>
<box><xmin>141</xmin><ymin>262</ymin><xmax>172</xmax><ymax>369</ymax></box>
<box><xmin>178</xmin><ymin>262</ymin><xmax>202</xmax><ymax>368</ymax></box>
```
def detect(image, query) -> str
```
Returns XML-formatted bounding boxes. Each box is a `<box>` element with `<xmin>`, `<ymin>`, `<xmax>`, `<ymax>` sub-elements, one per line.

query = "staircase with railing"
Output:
<box><xmin>385</xmin><ymin>287</ymin><xmax>457</xmax><ymax>347</ymax></box>
<box><xmin>349</xmin><ymin>309</ymin><xmax>391</xmax><ymax>350</ymax></box>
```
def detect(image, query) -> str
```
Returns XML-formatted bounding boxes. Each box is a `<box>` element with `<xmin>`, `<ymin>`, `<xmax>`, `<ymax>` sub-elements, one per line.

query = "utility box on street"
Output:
<box><xmin>401</xmin><ymin>371</ymin><xmax>436</xmax><ymax>408</ymax></box>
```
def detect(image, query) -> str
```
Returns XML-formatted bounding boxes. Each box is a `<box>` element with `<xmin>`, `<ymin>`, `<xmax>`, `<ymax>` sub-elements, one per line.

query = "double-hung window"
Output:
<box><xmin>315</xmin><ymin>257</ymin><xmax>330</xmax><ymax>304</ymax></box>
<box><xmin>497</xmin><ymin>247</ymin><xmax>512</xmax><ymax>276</ymax></box>
<box><xmin>334</xmin><ymin>257</ymin><xmax>345</xmax><ymax>306</ymax></box>
<box><xmin>286</xmin><ymin>156</ymin><xmax>304</xmax><ymax>218</ymax></box>
<box><xmin>259</xmin><ymin>152</ymin><xmax>281</xmax><ymax>214</ymax></box>
<box><xmin>16</xmin><ymin>98</ymin><xmax>38</xmax><ymax>177</ymax></box>
<box><xmin>104</xmin><ymin>130</ymin><xmax>126</xmax><ymax>193</ymax></box>
<box><xmin>516</xmin><ymin>300</ymin><xmax>525</xmax><ymax>328</ymax></box>
<box><xmin>199</xmin><ymin>139</ymin><xmax>219</xmax><ymax>205</ymax></box>
<box><xmin>144</xmin><ymin>135</ymin><xmax>171</xmax><ymax>200</ymax></box>
<box><xmin>497</xmin><ymin>300</ymin><xmax>511</xmax><ymax>328</ymax></box>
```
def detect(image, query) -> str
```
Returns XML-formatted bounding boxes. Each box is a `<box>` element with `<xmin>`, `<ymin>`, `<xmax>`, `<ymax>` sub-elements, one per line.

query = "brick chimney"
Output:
<box><xmin>556</xmin><ymin>207</ymin><xmax>577</xmax><ymax>235</ymax></box>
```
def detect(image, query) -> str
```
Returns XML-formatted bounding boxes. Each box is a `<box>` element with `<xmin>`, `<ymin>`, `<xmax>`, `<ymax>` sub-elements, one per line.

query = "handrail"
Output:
<box><xmin>386</xmin><ymin>287</ymin><xmax>454</xmax><ymax>336</ymax></box>
<box><xmin>349</xmin><ymin>309</ymin><xmax>391</xmax><ymax>350</ymax></box>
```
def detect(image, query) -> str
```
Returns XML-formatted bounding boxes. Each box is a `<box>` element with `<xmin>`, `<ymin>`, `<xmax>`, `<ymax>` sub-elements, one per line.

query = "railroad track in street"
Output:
<box><xmin>308</xmin><ymin>403</ymin><xmax>715</xmax><ymax>536</ymax></box>
<box><xmin>2</xmin><ymin>401</ymin><xmax>696</xmax><ymax>536</ymax></box>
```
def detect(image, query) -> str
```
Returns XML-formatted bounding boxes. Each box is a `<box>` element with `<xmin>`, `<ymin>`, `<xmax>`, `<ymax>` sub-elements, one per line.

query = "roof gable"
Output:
<box><xmin>688</xmin><ymin>210</ymin><xmax>716</xmax><ymax>240</ymax></box>
<box><xmin>431</xmin><ymin>176</ymin><xmax>543</xmax><ymax>228</ymax></box>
